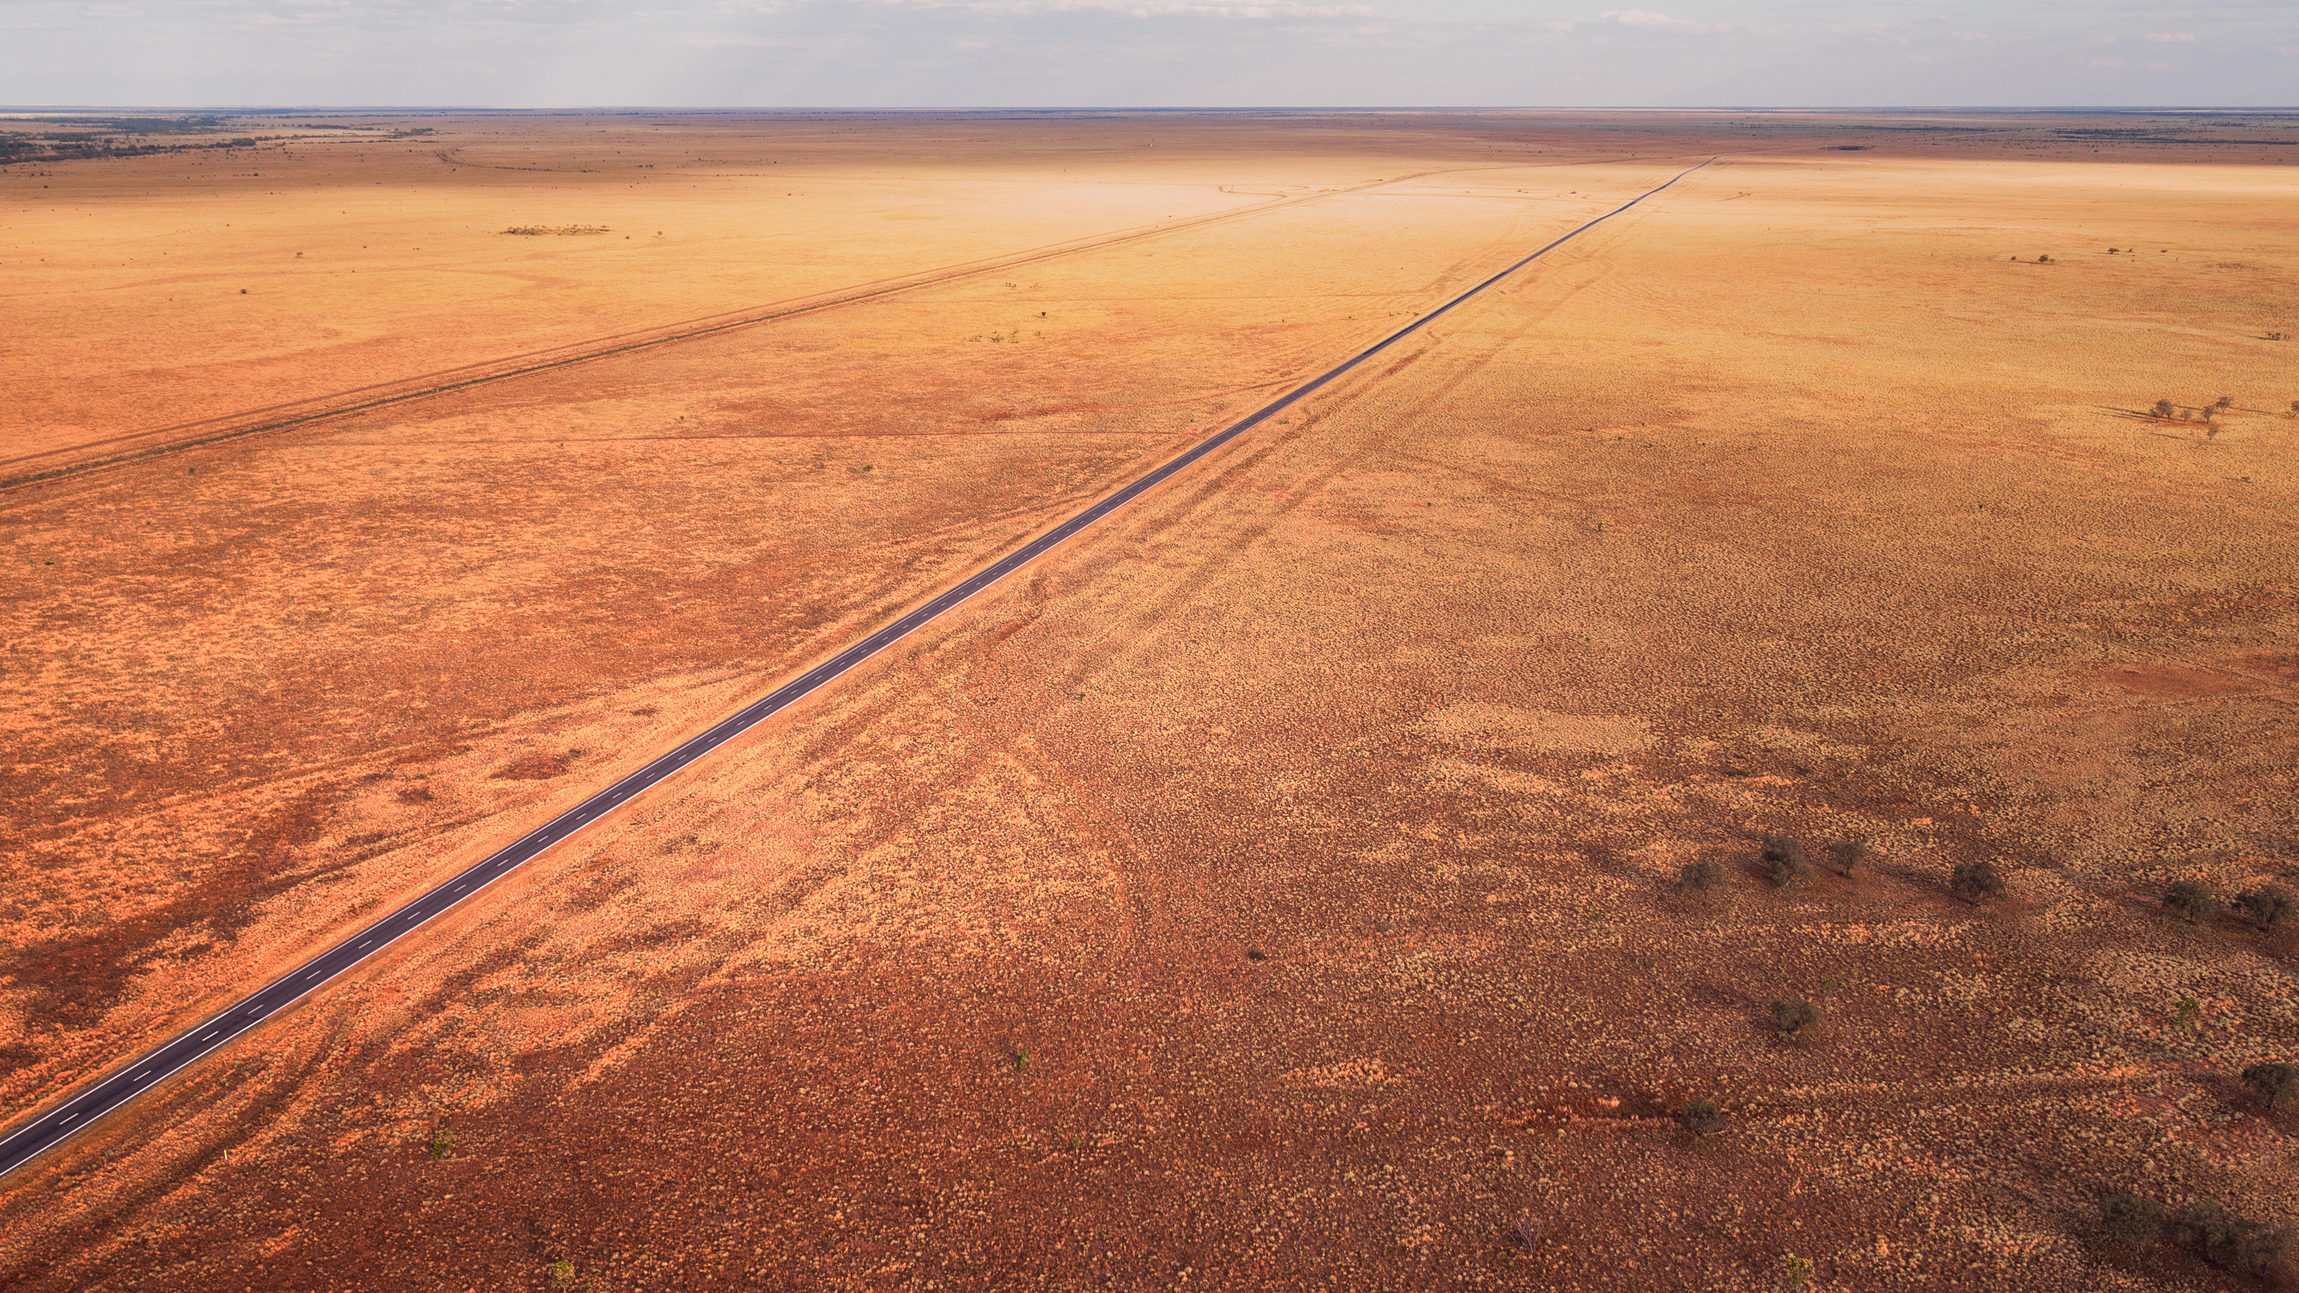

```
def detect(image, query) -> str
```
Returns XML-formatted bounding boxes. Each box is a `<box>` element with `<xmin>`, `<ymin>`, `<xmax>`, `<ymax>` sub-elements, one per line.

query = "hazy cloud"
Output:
<box><xmin>886</xmin><ymin>0</ymin><xmax>1378</xmax><ymax>16</ymax></box>
<box><xmin>1598</xmin><ymin>8</ymin><xmax>1727</xmax><ymax>34</ymax></box>
<box><xmin>0</xmin><ymin>0</ymin><xmax>2291</xmax><ymax>106</ymax></box>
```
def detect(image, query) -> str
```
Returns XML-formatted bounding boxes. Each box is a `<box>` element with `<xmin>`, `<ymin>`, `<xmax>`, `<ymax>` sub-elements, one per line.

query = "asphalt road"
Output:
<box><xmin>0</xmin><ymin>156</ymin><xmax>1710</xmax><ymax>1182</ymax></box>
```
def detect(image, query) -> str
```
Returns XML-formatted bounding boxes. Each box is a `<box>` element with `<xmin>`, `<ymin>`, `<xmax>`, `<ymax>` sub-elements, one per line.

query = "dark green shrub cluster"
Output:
<box><xmin>1771</xmin><ymin>997</ymin><xmax>1822</xmax><ymax>1041</ymax></box>
<box><xmin>2099</xmin><ymin>1193</ymin><xmax>2292</xmax><ymax>1281</ymax></box>
<box><xmin>2099</xmin><ymin>1193</ymin><xmax>2165</xmax><ymax>1249</ymax></box>
<box><xmin>2243</xmin><ymin>1061</ymin><xmax>2296</xmax><ymax>1112</ymax></box>
<box><xmin>2170</xmin><ymin>1200</ymin><xmax>2292</xmax><ymax>1281</ymax></box>
<box><xmin>1951</xmin><ymin>860</ymin><xmax>2007</xmax><ymax>904</ymax></box>
<box><xmin>1762</xmin><ymin>837</ymin><xmax>1809</xmax><ymax>888</ymax></box>
<box><xmin>2235</xmin><ymin>885</ymin><xmax>2294</xmax><ymax>933</ymax></box>
<box><xmin>1680</xmin><ymin>1097</ymin><xmax>1728</xmax><ymax>1140</ymax></box>
<box><xmin>2164</xmin><ymin>879</ymin><xmax>2215</xmax><ymax>923</ymax></box>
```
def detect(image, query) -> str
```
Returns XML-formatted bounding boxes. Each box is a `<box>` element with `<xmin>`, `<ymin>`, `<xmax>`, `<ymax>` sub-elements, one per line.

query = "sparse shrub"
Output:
<box><xmin>1828</xmin><ymin>840</ymin><xmax>1867</xmax><ymax>876</ymax></box>
<box><xmin>2235</xmin><ymin>885</ymin><xmax>2295</xmax><ymax>932</ymax></box>
<box><xmin>2176</xmin><ymin>996</ymin><xmax>2202</xmax><ymax>1032</ymax></box>
<box><xmin>1508</xmin><ymin>1213</ymin><xmax>1544</xmax><ymax>1253</ymax></box>
<box><xmin>2289</xmin><ymin>399</ymin><xmax>2299</xmax><ymax>415</ymax></box>
<box><xmin>2164</xmin><ymin>879</ymin><xmax>2215</xmax><ymax>923</ymax></box>
<box><xmin>1763</xmin><ymin>836</ymin><xmax>1810</xmax><ymax>888</ymax></box>
<box><xmin>1780</xmin><ymin>1252</ymin><xmax>1815</xmax><ymax>1288</ymax></box>
<box><xmin>2200</xmin><ymin>403</ymin><xmax>2217</xmax><ymax>422</ymax></box>
<box><xmin>2152</xmin><ymin>398</ymin><xmax>2178</xmax><ymax>419</ymax></box>
<box><xmin>2215</xmin><ymin>395</ymin><xmax>2236</xmax><ymax>410</ymax></box>
<box><xmin>1950</xmin><ymin>860</ymin><xmax>2007</xmax><ymax>904</ymax></box>
<box><xmin>426</xmin><ymin>1126</ymin><xmax>453</xmax><ymax>1160</ymax></box>
<box><xmin>2167</xmin><ymin>1199</ymin><xmax>2292</xmax><ymax>1280</ymax></box>
<box><xmin>1680</xmin><ymin>1096</ymin><xmax>1729</xmax><ymax>1140</ymax></box>
<box><xmin>1676</xmin><ymin>860</ymin><xmax>1722</xmax><ymax>894</ymax></box>
<box><xmin>2038</xmin><ymin>253</ymin><xmax>2054</xmax><ymax>263</ymax></box>
<box><xmin>2100</xmin><ymin>1192</ymin><xmax>2167</xmax><ymax>1250</ymax></box>
<box><xmin>548</xmin><ymin>1259</ymin><xmax>576</xmax><ymax>1284</ymax></box>
<box><xmin>1771</xmin><ymin>997</ymin><xmax>1822</xmax><ymax>1041</ymax></box>
<box><xmin>2243</xmin><ymin>1061</ymin><xmax>2296</xmax><ymax>1112</ymax></box>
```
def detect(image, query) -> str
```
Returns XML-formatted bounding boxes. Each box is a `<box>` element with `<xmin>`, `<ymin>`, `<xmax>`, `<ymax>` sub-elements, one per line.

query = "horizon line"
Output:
<box><xmin>6</xmin><ymin>104</ymin><xmax>2299</xmax><ymax>115</ymax></box>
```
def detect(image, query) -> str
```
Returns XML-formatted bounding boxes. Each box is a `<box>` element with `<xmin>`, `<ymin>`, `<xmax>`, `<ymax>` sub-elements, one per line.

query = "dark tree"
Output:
<box><xmin>1677</xmin><ymin>860</ymin><xmax>1723</xmax><ymax>894</ymax></box>
<box><xmin>1950</xmin><ymin>860</ymin><xmax>2007</xmax><ymax>904</ymax></box>
<box><xmin>2099</xmin><ymin>1193</ymin><xmax>2166</xmax><ymax>1250</ymax></box>
<box><xmin>1763</xmin><ymin>836</ymin><xmax>1809</xmax><ymax>888</ymax></box>
<box><xmin>2214</xmin><ymin>395</ymin><xmax>2235</xmax><ymax>410</ymax></box>
<box><xmin>2164</xmin><ymin>879</ymin><xmax>2215</xmax><ymax>923</ymax></box>
<box><xmin>2167</xmin><ymin>1200</ymin><xmax>2293</xmax><ymax>1280</ymax></box>
<box><xmin>1829</xmin><ymin>840</ymin><xmax>1867</xmax><ymax>876</ymax></box>
<box><xmin>1680</xmin><ymin>1097</ymin><xmax>1729</xmax><ymax>1139</ymax></box>
<box><xmin>2152</xmin><ymin>398</ymin><xmax>2177</xmax><ymax>418</ymax></box>
<box><xmin>2234</xmin><ymin>886</ymin><xmax>2294</xmax><ymax>933</ymax></box>
<box><xmin>2243</xmin><ymin>1061</ymin><xmax>2296</xmax><ymax>1112</ymax></box>
<box><xmin>1771</xmin><ymin>997</ymin><xmax>1822</xmax><ymax>1040</ymax></box>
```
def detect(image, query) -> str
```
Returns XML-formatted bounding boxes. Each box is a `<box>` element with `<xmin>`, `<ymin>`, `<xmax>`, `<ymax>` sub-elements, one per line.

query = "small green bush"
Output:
<box><xmin>1763</xmin><ymin>837</ymin><xmax>1809</xmax><ymax>888</ymax></box>
<box><xmin>2242</xmin><ymin>1061</ymin><xmax>2295</xmax><ymax>1112</ymax></box>
<box><xmin>1680</xmin><ymin>1097</ymin><xmax>1729</xmax><ymax>1139</ymax></box>
<box><xmin>1676</xmin><ymin>860</ymin><xmax>1722</xmax><ymax>894</ymax></box>
<box><xmin>1950</xmin><ymin>860</ymin><xmax>2006</xmax><ymax>904</ymax></box>
<box><xmin>1771</xmin><ymin>997</ymin><xmax>1822</xmax><ymax>1041</ymax></box>
<box><xmin>2100</xmin><ymin>1193</ymin><xmax>2166</xmax><ymax>1249</ymax></box>
<box><xmin>2164</xmin><ymin>879</ymin><xmax>2215</xmax><ymax>923</ymax></box>
<box><xmin>2167</xmin><ymin>1200</ymin><xmax>2292</xmax><ymax>1280</ymax></box>
<box><xmin>427</xmin><ymin>1126</ymin><xmax>454</xmax><ymax>1160</ymax></box>
<box><xmin>2234</xmin><ymin>886</ymin><xmax>2294</xmax><ymax>932</ymax></box>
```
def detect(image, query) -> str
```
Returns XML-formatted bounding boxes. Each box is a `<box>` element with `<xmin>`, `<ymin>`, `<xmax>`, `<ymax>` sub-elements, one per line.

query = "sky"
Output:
<box><xmin>1</xmin><ymin>0</ymin><xmax>2293</xmax><ymax>108</ymax></box>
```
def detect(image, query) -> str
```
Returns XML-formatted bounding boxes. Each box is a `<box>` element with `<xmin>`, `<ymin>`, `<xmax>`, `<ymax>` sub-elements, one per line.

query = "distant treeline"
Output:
<box><xmin>0</xmin><ymin>130</ymin><xmax>274</xmax><ymax>166</ymax></box>
<box><xmin>0</xmin><ymin>119</ymin><xmax>437</xmax><ymax>166</ymax></box>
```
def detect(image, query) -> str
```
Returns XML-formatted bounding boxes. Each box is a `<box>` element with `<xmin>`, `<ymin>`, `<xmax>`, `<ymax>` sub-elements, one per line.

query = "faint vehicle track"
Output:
<box><xmin>1</xmin><ymin>158</ymin><xmax>1654</xmax><ymax>490</ymax></box>
<box><xmin>0</xmin><ymin>156</ymin><xmax>1712</xmax><ymax>1182</ymax></box>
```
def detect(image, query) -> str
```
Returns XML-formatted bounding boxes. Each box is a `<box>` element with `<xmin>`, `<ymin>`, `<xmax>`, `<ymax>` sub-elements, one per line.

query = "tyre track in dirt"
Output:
<box><xmin>0</xmin><ymin>156</ymin><xmax>1712</xmax><ymax>1183</ymax></box>
<box><xmin>0</xmin><ymin>158</ymin><xmax>1653</xmax><ymax>491</ymax></box>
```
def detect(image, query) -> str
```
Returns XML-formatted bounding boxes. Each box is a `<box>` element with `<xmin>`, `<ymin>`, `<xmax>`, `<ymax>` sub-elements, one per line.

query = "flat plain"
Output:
<box><xmin>1</xmin><ymin>109</ymin><xmax>2296</xmax><ymax>1291</ymax></box>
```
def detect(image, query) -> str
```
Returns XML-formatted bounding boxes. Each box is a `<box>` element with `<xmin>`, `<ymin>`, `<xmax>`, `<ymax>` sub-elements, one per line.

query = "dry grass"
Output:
<box><xmin>2</xmin><ymin>110</ymin><xmax>2296</xmax><ymax>1292</ymax></box>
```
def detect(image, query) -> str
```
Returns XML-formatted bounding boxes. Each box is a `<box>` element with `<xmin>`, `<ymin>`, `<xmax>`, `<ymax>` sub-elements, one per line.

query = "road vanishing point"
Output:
<box><xmin>0</xmin><ymin>157</ymin><xmax>1711</xmax><ymax>1181</ymax></box>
